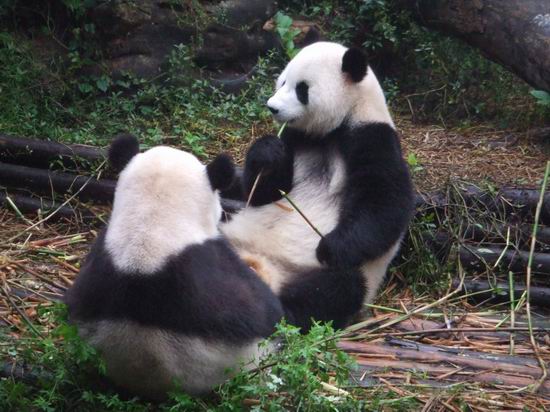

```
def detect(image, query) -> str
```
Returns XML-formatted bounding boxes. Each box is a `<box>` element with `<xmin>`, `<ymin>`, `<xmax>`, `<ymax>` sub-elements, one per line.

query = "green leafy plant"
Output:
<box><xmin>1</xmin><ymin>306</ymin><xmax>363</xmax><ymax>410</ymax></box>
<box><xmin>406</xmin><ymin>152</ymin><xmax>423</xmax><ymax>174</ymax></box>
<box><xmin>274</xmin><ymin>11</ymin><xmax>301</xmax><ymax>58</ymax></box>
<box><xmin>531</xmin><ymin>90</ymin><xmax>550</xmax><ymax>106</ymax></box>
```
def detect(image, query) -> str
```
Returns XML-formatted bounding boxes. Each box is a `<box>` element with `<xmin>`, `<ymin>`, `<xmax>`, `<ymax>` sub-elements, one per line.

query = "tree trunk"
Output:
<box><xmin>404</xmin><ymin>0</ymin><xmax>550</xmax><ymax>91</ymax></box>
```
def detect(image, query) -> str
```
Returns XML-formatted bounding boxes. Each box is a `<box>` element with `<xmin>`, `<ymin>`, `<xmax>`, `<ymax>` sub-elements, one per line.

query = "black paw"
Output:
<box><xmin>245</xmin><ymin>135</ymin><xmax>286</xmax><ymax>176</ymax></box>
<box><xmin>316</xmin><ymin>233</ymin><xmax>362</xmax><ymax>268</ymax></box>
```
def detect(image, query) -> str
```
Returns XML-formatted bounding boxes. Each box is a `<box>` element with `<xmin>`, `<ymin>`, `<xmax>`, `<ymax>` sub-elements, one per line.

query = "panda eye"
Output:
<box><xmin>296</xmin><ymin>81</ymin><xmax>309</xmax><ymax>105</ymax></box>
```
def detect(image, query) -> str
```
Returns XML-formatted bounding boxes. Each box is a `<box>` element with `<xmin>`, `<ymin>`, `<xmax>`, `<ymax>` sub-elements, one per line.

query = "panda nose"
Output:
<box><xmin>268</xmin><ymin>106</ymin><xmax>279</xmax><ymax>114</ymax></box>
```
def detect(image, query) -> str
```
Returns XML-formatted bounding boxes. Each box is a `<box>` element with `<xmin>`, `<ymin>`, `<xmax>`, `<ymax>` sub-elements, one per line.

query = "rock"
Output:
<box><xmin>210</xmin><ymin>0</ymin><xmax>276</xmax><ymax>27</ymax></box>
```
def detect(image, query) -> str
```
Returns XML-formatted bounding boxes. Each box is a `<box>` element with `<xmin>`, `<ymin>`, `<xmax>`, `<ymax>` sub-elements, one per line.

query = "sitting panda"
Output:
<box><xmin>221</xmin><ymin>42</ymin><xmax>414</xmax><ymax>330</ymax></box>
<box><xmin>65</xmin><ymin>135</ymin><xmax>284</xmax><ymax>399</ymax></box>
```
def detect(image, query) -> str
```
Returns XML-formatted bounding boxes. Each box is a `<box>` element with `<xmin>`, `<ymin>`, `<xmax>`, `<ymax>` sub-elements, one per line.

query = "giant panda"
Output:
<box><xmin>221</xmin><ymin>42</ymin><xmax>414</xmax><ymax>330</ymax></box>
<box><xmin>65</xmin><ymin>135</ymin><xmax>284</xmax><ymax>399</ymax></box>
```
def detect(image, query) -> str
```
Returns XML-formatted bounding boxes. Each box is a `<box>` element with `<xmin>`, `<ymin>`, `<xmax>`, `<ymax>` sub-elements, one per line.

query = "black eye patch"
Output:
<box><xmin>295</xmin><ymin>81</ymin><xmax>309</xmax><ymax>105</ymax></box>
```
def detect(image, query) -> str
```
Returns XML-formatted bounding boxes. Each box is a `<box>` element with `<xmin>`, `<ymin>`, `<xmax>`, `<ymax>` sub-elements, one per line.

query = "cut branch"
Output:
<box><xmin>0</xmin><ymin>134</ymin><xmax>105</xmax><ymax>168</ymax></box>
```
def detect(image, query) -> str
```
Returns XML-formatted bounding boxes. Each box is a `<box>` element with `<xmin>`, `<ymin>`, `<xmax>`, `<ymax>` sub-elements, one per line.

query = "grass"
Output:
<box><xmin>0</xmin><ymin>34</ymin><xmax>279</xmax><ymax>157</ymax></box>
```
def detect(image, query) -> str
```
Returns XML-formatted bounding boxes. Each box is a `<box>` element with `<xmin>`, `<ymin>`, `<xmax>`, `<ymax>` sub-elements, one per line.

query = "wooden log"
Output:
<box><xmin>352</xmin><ymin>358</ymin><xmax>550</xmax><ymax>394</ymax></box>
<box><xmin>453</xmin><ymin>278</ymin><xmax>550</xmax><ymax>306</ymax></box>
<box><xmin>401</xmin><ymin>0</ymin><xmax>550</xmax><ymax>92</ymax></box>
<box><xmin>0</xmin><ymin>162</ymin><xmax>116</xmax><ymax>203</ymax></box>
<box><xmin>340</xmin><ymin>339</ymin><xmax>550</xmax><ymax>393</ymax></box>
<box><xmin>0</xmin><ymin>192</ymin><xmax>101</xmax><ymax>224</ymax></box>
<box><xmin>338</xmin><ymin>339</ymin><xmax>542</xmax><ymax>376</ymax></box>
<box><xmin>462</xmin><ymin>223</ymin><xmax>550</xmax><ymax>249</ymax></box>
<box><xmin>417</xmin><ymin>184</ymin><xmax>550</xmax><ymax>224</ymax></box>
<box><xmin>0</xmin><ymin>134</ymin><xmax>106</xmax><ymax>169</ymax></box>
<box><xmin>459</xmin><ymin>244</ymin><xmax>550</xmax><ymax>275</ymax></box>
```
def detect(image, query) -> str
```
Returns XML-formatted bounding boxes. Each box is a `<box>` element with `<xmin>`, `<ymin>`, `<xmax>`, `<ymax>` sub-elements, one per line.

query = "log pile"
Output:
<box><xmin>338</xmin><ymin>313</ymin><xmax>550</xmax><ymax>400</ymax></box>
<box><xmin>0</xmin><ymin>134</ymin><xmax>244</xmax><ymax>225</ymax></box>
<box><xmin>414</xmin><ymin>181</ymin><xmax>550</xmax><ymax>306</ymax></box>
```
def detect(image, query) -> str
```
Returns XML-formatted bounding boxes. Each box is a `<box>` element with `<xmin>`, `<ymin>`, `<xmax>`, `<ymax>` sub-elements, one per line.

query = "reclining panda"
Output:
<box><xmin>66</xmin><ymin>135</ymin><xmax>284</xmax><ymax>399</ymax></box>
<box><xmin>222</xmin><ymin>41</ymin><xmax>414</xmax><ymax>330</ymax></box>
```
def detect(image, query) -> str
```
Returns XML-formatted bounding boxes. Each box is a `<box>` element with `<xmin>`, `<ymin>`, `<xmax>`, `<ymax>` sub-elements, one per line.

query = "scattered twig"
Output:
<box><xmin>526</xmin><ymin>160</ymin><xmax>550</xmax><ymax>393</ymax></box>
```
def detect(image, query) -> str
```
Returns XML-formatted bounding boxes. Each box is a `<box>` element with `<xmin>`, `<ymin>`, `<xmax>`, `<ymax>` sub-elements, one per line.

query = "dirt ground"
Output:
<box><xmin>396</xmin><ymin>117</ymin><xmax>549</xmax><ymax>192</ymax></box>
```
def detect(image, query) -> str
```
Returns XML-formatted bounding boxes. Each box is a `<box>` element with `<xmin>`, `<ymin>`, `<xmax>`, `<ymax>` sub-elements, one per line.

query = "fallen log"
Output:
<box><xmin>352</xmin><ymin>358</ymin><xmax>550</xmax><ymax>395</ymax></box>
<box><xmin>417</xmin><ymin>184</ymin><xmax>550</xmax><ymax>224</ymax></box>
<box><xmin>452</xmin><ymin>278</ymin><xmax>550</xmax><ymax>306</ymax></box>
<box><xmin>339</xmin><ymin>339</ymin><xmax>550</xmax><ymax>394</ymax></box>
<box><xmin>401</xmin><ymin>0</ymin><xmax>550</xmax><ymax>92</ymax></box>
<box><xmin>459</xmin><ymin>244</ymin><xmax>550</xmax><ymax>276</ymax></box>
<box><xmin>462</xmin><ymin>223</ymin><xmax>550</xmax><ymax>249</ymax></box>
<box><xmin>0</xmin><ymin>192</ymin><xmax>101</xmax><ymax>224</ymax></box>
<box><xmin>0</xmin><ymin>162</ymin><xmax>116</xmax><ymax>203</ymax></box>
<box><xmin>0</xmin><ymin>134</ymin><xmax>105</xmax><ymax>169</ymax></box>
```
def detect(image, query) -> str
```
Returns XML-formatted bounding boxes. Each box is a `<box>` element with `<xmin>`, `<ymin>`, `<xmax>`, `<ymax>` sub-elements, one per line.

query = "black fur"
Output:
<box><xmin>341</xmin><ymin>47</ymin><xmax>368</xmax><ymax>83</ymax></box>
<box><xmin>243</xmin><ymin>122</ymin><xmax>414</xmax><ymax>267</ymax></box>
<box><xmin>279</xmin><ymin>267</ymin><xmax>365</xmax><ymax>332</ymax></box>
<box><xmin>207</xmin><ymin>153</ymin><xmax>236</xmax><ymax>191</ymax></box>
<box><xmin>65</xmin><ymin>233</ymin><xmax>284</xmax><ymax>343</ymax></box>
<box><xmin>108</xmin><ymin>134</ymin><xmax>140</xmax><ymax>172</ymax></box>
<box><xmin>316</xmin><ymin>123</ymin><xmax>414</xmax><ymax>267</ymax></box>
<box><xmin>300</xmin><ymin>27</ymin><xmax>321</xmax><ymax>47</ymax></box>
<box><xmin>295</xmin><ymin>81</ymin><xmax>309</xmax><ymax>105</ymax></box>
<box><xmin>243</xmin><ymin>134</ymin><xmax>294</xmax><ymax>206</ymax></box>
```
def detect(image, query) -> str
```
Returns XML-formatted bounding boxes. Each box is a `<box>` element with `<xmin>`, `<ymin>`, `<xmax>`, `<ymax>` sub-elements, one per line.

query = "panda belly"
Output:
<box><xmin>222</xmin><ymin>151</ymin><xmax>345</xmax><ymax>293</ymax></box>
<box><xmin>78</xmin><ymin>319</ymin><xmax>265</xmax><ymax>399</ymax></box>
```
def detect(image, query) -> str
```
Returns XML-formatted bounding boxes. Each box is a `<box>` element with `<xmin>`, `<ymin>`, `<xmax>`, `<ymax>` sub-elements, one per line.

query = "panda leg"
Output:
<box><xmin>361</xmin><ymin>239</ymin><xmax>402</xmax><ymax>304</ymax></box>
<box><xmin>278</xmin><ymin>267</ymin><xmax>366</xmax><ymax>333</ymax></box>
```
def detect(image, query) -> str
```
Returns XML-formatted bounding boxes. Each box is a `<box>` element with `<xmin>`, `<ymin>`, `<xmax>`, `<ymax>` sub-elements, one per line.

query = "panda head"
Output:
<box><xmin>105</xmin><ymin>134</ymin><xmax>235</xmax><ymax>273</ymax></box>
<box><xmin>267</xmin><ymin>42</ymin><xmax>393</xmax><ymax>136</ymax></box>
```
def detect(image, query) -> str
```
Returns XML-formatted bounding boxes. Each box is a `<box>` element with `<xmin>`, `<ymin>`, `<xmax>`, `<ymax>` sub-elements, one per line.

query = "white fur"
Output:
<box><xmin>105</xmin><ymin>146</ymin><xmax>222</xmax><ymax>274</ymax></box>
<box><xmin>223</xmin><ymin>151</ymin><xmax>345</xmax><ymax>293</ymax></box>
<box><xmin>267</xmin><ymin>42</ymin><xmax>394</xmax><ymax>136</ymax></box>
<box><xmin>78</xmin><ymin>320</ymin><xmax>266</xmax><ymax>398</ymax></box>
<box><xmin>224</xmin><ymin>41</ymin><xmax>401</xmax><ymax>303</ymax></box>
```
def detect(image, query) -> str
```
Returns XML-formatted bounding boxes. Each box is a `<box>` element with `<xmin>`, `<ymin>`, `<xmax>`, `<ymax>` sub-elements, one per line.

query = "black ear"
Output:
<box><xmin>342</xmin><ymin>47</ymin><xmax>368</xmax><ymax>82</ymax></box>
<box><xmin>301</xmin><ymin>26</ymin><xmax>321</xmax><ymax>47</ymax></box>
<box><xmin>207</xmin><ymin>153</ymin><xmax>235</xmax><ymax>191</ymax></box>
<box><xmin>108</xmin><ymin>134</ymin><xmax>140</xmax><ymax>172</ymax></box>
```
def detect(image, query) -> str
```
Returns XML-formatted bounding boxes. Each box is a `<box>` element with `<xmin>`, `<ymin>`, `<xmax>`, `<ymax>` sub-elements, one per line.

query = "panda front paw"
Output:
<box><xmin>245</xmin><ymin>134</ymin><xmax>286</xmax><ymax>176</ymax></box>
<box><xmin>316</xmin><ymin>233</ymin><xmax>362</xmax><ymax>269</ymax></box>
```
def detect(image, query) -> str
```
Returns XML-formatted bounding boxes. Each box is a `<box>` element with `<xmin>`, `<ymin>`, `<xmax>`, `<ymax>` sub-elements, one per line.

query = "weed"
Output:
<box><xmin>531</xmin><ymin>90</ymin><xmax>550</xmax><ymax>107</ymax></box>
<box><xmin>0</xmin><ymin>33</ymin><xmax>279</xmax><ymax>157</ymax></box>
<box><xmin>274</xmin><ymin>11</ymin><xmax>301</xmax><ymax>58</ymax></box>
<box><xmin>0</xmin><ymin>307</ymin><xmax>362</xmax><ymax>411</ymax></box>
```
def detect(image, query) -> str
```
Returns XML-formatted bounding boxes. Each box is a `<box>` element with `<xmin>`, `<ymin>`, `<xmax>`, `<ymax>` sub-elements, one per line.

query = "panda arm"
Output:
<box><xmin>316</xmin><ymin>123</ymin><xmax>414</xmax><ymax>267</ymax></box>
<box><xmin>243</xmin><ymin>134</ymin><xmax>295</xmax><ymax>207</ymax></box>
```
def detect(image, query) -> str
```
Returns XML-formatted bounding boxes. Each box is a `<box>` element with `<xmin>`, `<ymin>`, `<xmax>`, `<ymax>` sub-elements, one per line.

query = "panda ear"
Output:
<box><xmin>207</xmin><ymin>153</ymin><xmax>235</xmax><ymax>192</ymax></box>
<box><xmin>301</xmin><ymin>26</ymin><xmax>321</xmax><ymax>47</ymax></box>
<box><xmin>342</xmin><ymin>47</ymin><xmax>368</xmax><ymax>83</ymax></box>
<box><xmin>108</xmin><ymin>133</ymin><xmax>140</xmax><ymax>172</ymax></box>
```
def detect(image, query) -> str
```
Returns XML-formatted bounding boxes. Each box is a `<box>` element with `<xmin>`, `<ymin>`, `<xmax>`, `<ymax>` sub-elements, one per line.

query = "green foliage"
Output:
<box><xmin>406</xmin><ymin>152</ymin><xmax>423</xmax><ymax>174</ymax></box>
<box><xmin>274</xmin><ymin>11</ymin><xmax>301</xmax><ymax>58</ymax></box>
<box><xmin>280</xmin><ymin>0</ymin><xmax>550</xmax><ymax>128</ymax></box>
<box><xmin>217</xmin><ymin>321</ymin><xmax>360</xmax><ymax>411</ymax></box>
<box><xmin>0</xmin><ymin>34</ymin><xmax>277</xmax><ymax>157</ymax></box>
<box><xmin>531</xmin><ymin>90</ymin><xmax>550</xmax><ymax>107</ymax></box>
<box><xmin>0</xmin><ymin>307</ymin><xmax>361</xmax><ymax>411</ymax></box>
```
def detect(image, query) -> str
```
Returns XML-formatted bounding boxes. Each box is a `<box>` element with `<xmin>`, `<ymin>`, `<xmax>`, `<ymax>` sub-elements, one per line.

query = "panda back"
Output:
<box><xmin>66</xmin><ymin>232</ymin><xmax>283</xmax><ymax>344</ymax></box>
